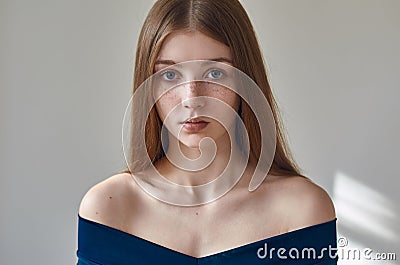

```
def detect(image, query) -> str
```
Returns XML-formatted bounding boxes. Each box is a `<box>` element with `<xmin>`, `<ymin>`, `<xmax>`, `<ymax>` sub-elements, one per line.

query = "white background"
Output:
<box><xmin>1</xmin><ymin>1</ymin><xmax>399</xmax><ymax>264</ymax></box>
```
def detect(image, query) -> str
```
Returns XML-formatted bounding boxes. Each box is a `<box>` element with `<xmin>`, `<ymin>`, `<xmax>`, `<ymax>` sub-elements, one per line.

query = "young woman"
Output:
<box><xmin>77</xmin><ymin>0</ymin><xmax>337</xmax><ymax>264</ymax></box>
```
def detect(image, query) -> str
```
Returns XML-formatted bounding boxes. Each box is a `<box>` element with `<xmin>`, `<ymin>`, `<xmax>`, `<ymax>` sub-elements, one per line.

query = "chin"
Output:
<box><xmin>178</xmin><ymin>138</ymin><xmax>204</xmax><ymax>149</ymax></box>
<box><xmin>179</xmin><ymin>133</ymin><xmax>226</xmax><ymax>149</ymax></box>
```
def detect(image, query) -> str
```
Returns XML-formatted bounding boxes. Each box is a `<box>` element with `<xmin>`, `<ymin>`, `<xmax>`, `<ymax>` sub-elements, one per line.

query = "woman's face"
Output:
<box><xmin>153</xmin><ymin>31</ymin><xmax>240</xmax><ymax>149</ymax></box>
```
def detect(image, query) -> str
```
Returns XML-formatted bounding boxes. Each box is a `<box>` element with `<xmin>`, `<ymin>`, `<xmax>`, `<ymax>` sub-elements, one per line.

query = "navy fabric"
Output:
<box><xmin>77</xmin><ymin>215</ymin><xmax>338</xmax><ymax>265</ymax></box>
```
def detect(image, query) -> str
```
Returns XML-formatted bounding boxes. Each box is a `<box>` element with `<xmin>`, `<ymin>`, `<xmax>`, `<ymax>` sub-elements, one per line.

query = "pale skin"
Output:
<box><xmin>79</xmin><ymin>31</ymin><xmax>336</xmax><ymax>258</ymax></box>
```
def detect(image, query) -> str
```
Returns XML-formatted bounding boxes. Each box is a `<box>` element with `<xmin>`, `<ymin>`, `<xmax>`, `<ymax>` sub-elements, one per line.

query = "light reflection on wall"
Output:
<box><xmin>333</xmin><ymin>171</ymin><xmax>399</xmax><ymax>265</ymax></box>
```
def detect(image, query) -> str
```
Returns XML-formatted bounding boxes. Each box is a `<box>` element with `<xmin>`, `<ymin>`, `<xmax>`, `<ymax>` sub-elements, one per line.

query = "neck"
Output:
<box><xmin>157</xmin><ymin>132</ymin><xmax>244</xmax><ymax>186</ymax></box>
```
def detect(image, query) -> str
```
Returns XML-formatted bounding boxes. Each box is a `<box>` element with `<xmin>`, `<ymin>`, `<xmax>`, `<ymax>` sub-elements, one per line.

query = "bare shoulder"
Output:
<box><xmin>78</xmin><ymin>172</ymin><xmax>137</xmax><ymax>226</ymax></box>
<box><xmin>262</xmin><ymin>174</ymin><xmax>336</xmax><ymax>231</ymax></box>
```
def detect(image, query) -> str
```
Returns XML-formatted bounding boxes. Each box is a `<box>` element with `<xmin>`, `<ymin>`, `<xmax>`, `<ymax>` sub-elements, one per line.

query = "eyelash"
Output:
<box><xmin>159</xmin><ymin>68</ymin><xmax>225</xmax><ymax>81</ymax></box>
<box><xmin>206</xmin><ymin>69</ymin><xmax>224</xmax><ymax>79</ymax></box>
<box><xmin>160</xmin><ymin>70</ymin><xmax>179</xmax><ymax>81</ymax></box>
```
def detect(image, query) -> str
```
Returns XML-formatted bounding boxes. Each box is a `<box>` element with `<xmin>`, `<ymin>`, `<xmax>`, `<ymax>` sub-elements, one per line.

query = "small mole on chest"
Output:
<box><xmin>196</xmin><ymin>212</ymin><xmax>199</xmax><ymax>215</ymax></box>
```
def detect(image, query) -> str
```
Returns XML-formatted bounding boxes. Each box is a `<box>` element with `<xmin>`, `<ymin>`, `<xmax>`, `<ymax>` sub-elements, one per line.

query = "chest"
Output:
<box><xmin>124</xmin><ymin>194</ymin><xmax>287</xmax><ymax>257</ymax></box>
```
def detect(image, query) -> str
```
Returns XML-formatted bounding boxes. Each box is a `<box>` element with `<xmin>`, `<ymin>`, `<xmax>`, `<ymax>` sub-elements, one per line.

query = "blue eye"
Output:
<box><xmin>162</xmin><ymin>71</ymin><xmax>176</xmax><ymax>80</ymax></box>
<box><xmin>207</xmin><ymin>69</ymin><xmax>223</xmax><ymax>79</ymax></box>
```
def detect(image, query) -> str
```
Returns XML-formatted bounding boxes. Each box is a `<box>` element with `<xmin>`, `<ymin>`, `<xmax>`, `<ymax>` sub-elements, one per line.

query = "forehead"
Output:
<box><xmin>157</xmin><ymin>31</ymin><xmax>232</xmax><ymax>63</ymax></box>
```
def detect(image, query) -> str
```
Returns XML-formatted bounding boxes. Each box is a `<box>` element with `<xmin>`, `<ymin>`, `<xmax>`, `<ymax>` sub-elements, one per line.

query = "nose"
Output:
<box><xmin>182</xmin><ymin>81</ymin><xmax>205</xmax><ymax>109</ymax></box>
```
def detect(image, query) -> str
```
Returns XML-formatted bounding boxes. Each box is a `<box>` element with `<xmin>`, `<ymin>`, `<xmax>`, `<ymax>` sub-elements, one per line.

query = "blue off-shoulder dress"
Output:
<box><xmin>77</xmin><ymin>215</ymin><xmax>338</xmax><ymax>265</ymax></box>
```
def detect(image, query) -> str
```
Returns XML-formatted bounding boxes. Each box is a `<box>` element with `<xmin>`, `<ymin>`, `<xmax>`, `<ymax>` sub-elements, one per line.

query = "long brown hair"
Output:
<box><xmin>120</xmin><ymin>0</ymin><xmax>303</xmax><ymax>178</ymax></box>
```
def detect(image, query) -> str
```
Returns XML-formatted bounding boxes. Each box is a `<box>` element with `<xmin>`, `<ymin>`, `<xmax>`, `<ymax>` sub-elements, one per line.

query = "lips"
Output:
<box><xmin>181</xmin><ymin>117</ymin><xmax>209</xmax><ymax>131</ymax></box>
<box><xmin>183</xmin><ymin>117</ymin><xmax>207</xmax><ymax>124</ymax></box>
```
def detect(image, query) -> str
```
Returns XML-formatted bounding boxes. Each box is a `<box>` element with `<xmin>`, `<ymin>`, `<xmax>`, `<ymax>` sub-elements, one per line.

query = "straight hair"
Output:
<box><xmin>121</xmin><ymin>0</ymin><xmax>304</xmax><ymax>178</ymax></box>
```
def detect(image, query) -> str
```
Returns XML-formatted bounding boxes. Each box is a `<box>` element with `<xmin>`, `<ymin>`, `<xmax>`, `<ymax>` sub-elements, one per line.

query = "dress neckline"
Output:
<box><xmin>78</xmin><ymin>214</ymin><xmax>337</xmax><ymax>259</ymax></box>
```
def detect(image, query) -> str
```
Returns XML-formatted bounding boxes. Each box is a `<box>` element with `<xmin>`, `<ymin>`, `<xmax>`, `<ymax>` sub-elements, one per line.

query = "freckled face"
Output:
<box><xmin>153</xmin><ymin>31</ymin><xmax>240</xmax><ymax>148</ymax></box>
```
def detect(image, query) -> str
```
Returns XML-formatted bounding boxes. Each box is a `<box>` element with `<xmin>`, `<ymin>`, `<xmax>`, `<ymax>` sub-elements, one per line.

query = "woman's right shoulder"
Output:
<box><xmin>78</xmin><ymin>172</ymin><xmax>139</xmax><ymax>226</ymax></box>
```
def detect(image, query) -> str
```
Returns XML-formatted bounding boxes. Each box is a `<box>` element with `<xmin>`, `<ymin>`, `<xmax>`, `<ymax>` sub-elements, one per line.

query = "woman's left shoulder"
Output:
<box><xmin>264</xmin><ymin>174</ymin><xmax>336</xmax><ymax>231</ymax></box>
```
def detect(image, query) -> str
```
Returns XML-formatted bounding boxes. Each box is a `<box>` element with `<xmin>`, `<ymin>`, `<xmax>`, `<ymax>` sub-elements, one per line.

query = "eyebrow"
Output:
<box><xmin>155</xmin><ymin>57</ymin><xmax>233</xmax><ymax>67</ymax></box>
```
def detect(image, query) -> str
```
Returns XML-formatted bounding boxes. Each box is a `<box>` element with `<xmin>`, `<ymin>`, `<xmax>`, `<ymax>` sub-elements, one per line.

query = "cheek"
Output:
<box><xmin>208</xmin><ymin>87</ymin><xmax>240</xmax><ymax>111</ymax></box>
<box><xmin>155</xmin><ymin>92</ymin><xmax>180</xmax><ymax>120</ymax></box>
